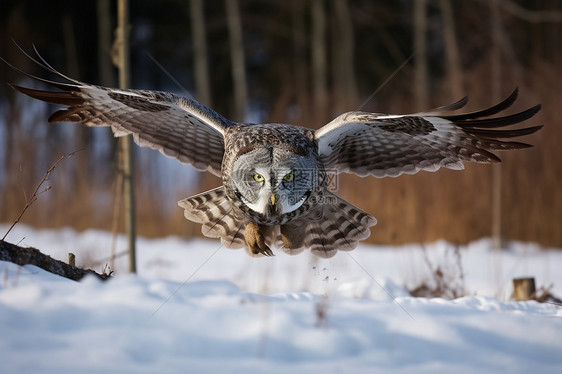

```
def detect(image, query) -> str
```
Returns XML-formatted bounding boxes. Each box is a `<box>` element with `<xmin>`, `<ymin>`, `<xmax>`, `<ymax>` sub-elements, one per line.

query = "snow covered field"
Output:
<box><xmin>1</xmin><ymin>224</ymin><xmax>561</xmax><ymax>373</ymax></box>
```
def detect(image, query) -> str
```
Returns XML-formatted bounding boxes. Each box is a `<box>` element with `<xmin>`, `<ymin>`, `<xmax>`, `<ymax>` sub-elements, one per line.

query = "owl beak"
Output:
<box><xmin>270</xmin><ymin>194</ymin><xmax>276</xmax><ymax>206</ymax></box>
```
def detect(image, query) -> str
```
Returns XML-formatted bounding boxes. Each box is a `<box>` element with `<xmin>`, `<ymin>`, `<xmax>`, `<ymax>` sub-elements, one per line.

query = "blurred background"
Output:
<box><xmin>0</xmin><ymin>0</ymin><xmax>560</xmax><ymax>247</ymax></box>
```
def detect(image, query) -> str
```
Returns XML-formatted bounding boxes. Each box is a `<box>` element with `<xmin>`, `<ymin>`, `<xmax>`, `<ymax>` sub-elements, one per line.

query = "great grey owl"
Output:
<box><xmin>5</xmin><ymin>50</ymin><xmax>542</xmax><ymax>258</ymax></box>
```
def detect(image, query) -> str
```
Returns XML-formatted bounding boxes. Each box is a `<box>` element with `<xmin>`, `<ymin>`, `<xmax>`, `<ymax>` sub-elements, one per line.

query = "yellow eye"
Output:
<box><xmin>253</xmin><ymin>173</ymin><xmax>264</xmax><ymax>182</ymax></box>
<box><xmin>283</xmin><ymin>173</ymin><xmax>294</xmax><ymax>182</ymax></box>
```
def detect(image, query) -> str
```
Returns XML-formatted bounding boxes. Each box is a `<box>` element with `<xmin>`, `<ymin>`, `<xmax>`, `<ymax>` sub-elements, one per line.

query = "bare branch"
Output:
<box><xmin>499</xmin><ymin>0</ymin><xmax>562</xmax><ymax>23</ymax></box>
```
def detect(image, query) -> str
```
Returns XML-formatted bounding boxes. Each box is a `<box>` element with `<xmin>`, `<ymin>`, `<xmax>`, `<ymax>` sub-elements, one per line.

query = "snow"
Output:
<box><xmin>1</xmin><ymin>224</ymin><xmax>561</xmax><ymax>373</ymax></box>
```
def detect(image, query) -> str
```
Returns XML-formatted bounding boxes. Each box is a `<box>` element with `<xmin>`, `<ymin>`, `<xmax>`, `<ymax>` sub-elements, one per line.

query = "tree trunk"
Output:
<box><xmin>97</xmin><ymin>0</ymin><xmax>114</xmax><ymax>87</ymax></box>
<box><xmin>2</xmin><ymin>6</ymin><xmax>30</xmax><ymax>224</ymax></box>
<box><xmin>413</xmin><ymin>0</ymin><xmax>429</xmax><ymax>111</ymax></box>
<box><xmin>63</xmin><ymin>13</ymin><xmax>94</xmax><ymax>227</ymax></box>
<box><xmin>311</xmin><ymin>0</ymin><xmax>328</xmax><ymax>126</ymax></box>
<box><xmin>333</xmin><ymin>0</ymin><xmax>358</xmax><ymax>112</ymax></box>
<box><xmin>513</xmin><ymin>277</ymin><xmax>536</xmax><ymax>301</ymax></box>
<box><xmin>115</xmin><ymin>0</ymin><xmax>136</xmax><ymax>273</ymax></box>
<box><xmin>225</xmin><ymin>0</ymin><xmax>248</xmax><ymax>121</ymax></box>
<box><xmin>490</xmin><ymin>0</ymin><xmax>502</xmax><ymax>251</ymax></box>
<box><xmin>190</xmin><ymin>0</ymin><xmax>212</xmax><ymax>107</ymax></box>
<box><xmin>97</xmin><ymin>0</ymin><xmax>120</xmax><ymax>268</ymax></box>
<box><xmin>439</xmin><ymin>0</ymin><xmax>463</xmax><ymax>99</ymax></box>
<box><xmin>97</xmin><ymin>0</ymin><xmax>118</xmax><ymax>169</ymax></box>
<box><xmin>291</xmin><ymin>0</ymin><xmax>309</xmax><ymax>123</ymax></box>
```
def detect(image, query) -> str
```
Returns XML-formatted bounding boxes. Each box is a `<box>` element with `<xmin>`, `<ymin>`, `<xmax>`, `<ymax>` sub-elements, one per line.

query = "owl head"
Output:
<box><xmin>229</xmin><ymin>146</ymin><xmax>321</xmax><ymax>219</ymax></box>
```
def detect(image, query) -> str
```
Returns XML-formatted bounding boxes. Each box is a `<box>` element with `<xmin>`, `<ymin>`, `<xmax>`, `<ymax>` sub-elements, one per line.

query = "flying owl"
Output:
<box><xmin>5</xmin><ymin>50</ymin><xmax>542</xmax><ymax>258</ymax></box>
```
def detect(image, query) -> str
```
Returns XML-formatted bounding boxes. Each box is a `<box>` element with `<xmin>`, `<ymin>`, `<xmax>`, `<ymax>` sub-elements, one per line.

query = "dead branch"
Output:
<box><xmin>0</xmin><ymin>240</ymin><xmax>110</xmax><ymax>281</ymax></box>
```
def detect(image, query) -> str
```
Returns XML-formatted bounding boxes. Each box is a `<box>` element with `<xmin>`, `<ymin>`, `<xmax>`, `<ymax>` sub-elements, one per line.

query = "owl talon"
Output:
<box><xmin>244</xmin><ymin>222</ymin><xmax>275</xmax><ymax>257</ymax></box>
<box><xmin>250</xmin><ymin>242</ymin><xmax>274</xmax><ymax>257</ymax></box>
<box><xmin>260</xmin><ymin>246</ymin><xmax>274</xmax><ymax>257</ymax></box>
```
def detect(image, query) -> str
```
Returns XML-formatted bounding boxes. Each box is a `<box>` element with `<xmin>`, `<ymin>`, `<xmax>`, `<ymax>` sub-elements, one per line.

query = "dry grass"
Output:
<box><xmin>408</xmin><ymin>244</ymin><xmax>467</xmax><ymax>299</ymax></box>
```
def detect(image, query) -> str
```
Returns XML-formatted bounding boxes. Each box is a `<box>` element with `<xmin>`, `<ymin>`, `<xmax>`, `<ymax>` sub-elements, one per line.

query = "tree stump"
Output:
<box><xmin>513</xmin><ymin>277</ymin><xmax>536</xmax><ymax>301</ymax></box>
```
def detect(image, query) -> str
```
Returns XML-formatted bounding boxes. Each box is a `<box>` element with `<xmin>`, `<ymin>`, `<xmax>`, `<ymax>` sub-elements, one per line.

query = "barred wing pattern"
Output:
<box><xmin>180</xmin><ymin>188</ymin><xmax>376</xmax><ymax>258</ymax></box>
<box><xmin>178</xmin><ymin>187</ymin><xmax>248</xmax><ymax>250</ymax></box>
<box><xmin>281</xmin><ymin>192</ymin><xmax>377</xmax><ymax>258</ymax></box>
<box><xmin>315</xmin><ymin>89</ymin><xmax>542</xmax><ymax>178</ymax></box>
<box><xmin>7</xmin><ymin>57</ymin><xmax>232</xmax><ymax>176</ymax></box>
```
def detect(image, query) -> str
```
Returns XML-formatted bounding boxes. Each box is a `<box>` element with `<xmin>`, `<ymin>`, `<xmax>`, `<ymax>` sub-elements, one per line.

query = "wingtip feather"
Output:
<box><xmin>9</xmin><ymin>84</ymin><xmax>84</xmax><ymax>106</ymax></box>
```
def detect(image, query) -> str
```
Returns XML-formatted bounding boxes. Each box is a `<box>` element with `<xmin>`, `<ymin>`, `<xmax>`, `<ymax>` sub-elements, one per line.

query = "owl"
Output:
<box><xmin>5</xmin><ymin>50</ymin><xmax>542</xmax><ymax>258</ymax></box>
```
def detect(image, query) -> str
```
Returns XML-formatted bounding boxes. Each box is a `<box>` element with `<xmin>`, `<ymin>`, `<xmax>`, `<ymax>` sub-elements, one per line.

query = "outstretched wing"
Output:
<box><xmin>5</xmin><ymin>49</ymin><xmax>234</xmax><ymax>176</ymax></box>
<box><xmin>315</xmin><ymin>88</ymin><xmax>542</xmax><ymax>178</ymax></box>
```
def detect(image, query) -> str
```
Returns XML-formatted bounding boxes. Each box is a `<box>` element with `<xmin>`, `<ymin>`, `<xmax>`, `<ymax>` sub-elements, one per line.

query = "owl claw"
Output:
<box><xmin>244</xmin><ymin>222</ymin><xmax>275</xmax><ymax>257</ymax></box>
<box><xmin>250</xmin><ymin>241</ymin><xmax>274</xmax><ymax>257</ymax></box>
<box><xmin>260</xmin><ymin>246</ymin><xmax>274</xmax><ymax>257</ymax></box>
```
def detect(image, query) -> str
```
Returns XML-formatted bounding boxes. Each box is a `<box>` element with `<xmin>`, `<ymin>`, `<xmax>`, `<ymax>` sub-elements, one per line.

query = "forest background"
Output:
<box><xmin>0</xmin><ymin>0</ymin><xmax>560</xmax><ymax>247</ymax></box>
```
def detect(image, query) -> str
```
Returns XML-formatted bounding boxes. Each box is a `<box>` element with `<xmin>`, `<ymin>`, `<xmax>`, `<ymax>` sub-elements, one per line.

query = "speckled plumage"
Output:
<box><xmin>5</xmin><ymin>49</ymin><xmax>542</xmax><ymax>258</ymax></box>
<box><xmin>222</xmin><ymin>124</ymin><xmax>325</xmax><ymax>226</ymax></box>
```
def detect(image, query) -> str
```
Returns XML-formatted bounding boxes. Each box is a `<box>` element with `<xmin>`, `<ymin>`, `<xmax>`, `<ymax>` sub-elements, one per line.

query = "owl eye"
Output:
<box><xmin>283</xmin><ymin>173</ymin><xmax>294</xmax><ymax>182</ymax></box>
<box><xmin>253</xmin><ymin>173</ymin><xmax>264</xmax><ymax>182</ymax></box>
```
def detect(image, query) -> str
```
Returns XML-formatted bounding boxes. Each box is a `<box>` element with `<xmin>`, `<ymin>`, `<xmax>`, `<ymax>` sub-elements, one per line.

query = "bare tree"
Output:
<box><xmin>190</xmin><ymin>0</ymin><xmax>212</xmax><ymax>106</ymax></box>
<box><xmin>311</xmin><ymin>0</ymin><xmax>328</xmax><ymax>125</ymax></box>
<box><xmin>292</xmin><ymin>0</ymin><xmax>309</xmax><ymax>122</ymax></box>
<box><xmin>114</xmin><ymin>0</ymin><xmax>136</xmax><ymax>272</ymax></box>
<box><xmin>97</xmin><ymin>0</ymin><xmax>113</xmax><ymax>87</ymax></box>
<box><xmin>439</xmin><ymin>0</ymin><xmax>463</xmax><ymax>99</ymax></box>
<box><xmin>490</xmin><ymin>0</ymin><xmax>502</xmax><ymax>251</ymax></box>
<box><xmin>63</xmin><ymin>13</ymin><xmax>93</xmax><ymax>215</ymax></box>
<box><xmin>413</xmin><ymin>0</ymin><xmax>429</xmax><ymax>111</ymax></box>
<box><xmin>333</xmin><ymin>0</ymin><xmax>358</xmax><ymax>112</ymax></box>
<box><xmin>97</xmin><ymin>0</ymin><xmax>120</xmax><ymax>268</ymax></box>
<box><xmin>97</xmin><ymin>0</ymin><xmax>117</xmax><ymax>165</ymax></box>
<box><xmin>225</xmin><ymin>0</ymin><xmax>248</xmax><ymax>121</ymax></box>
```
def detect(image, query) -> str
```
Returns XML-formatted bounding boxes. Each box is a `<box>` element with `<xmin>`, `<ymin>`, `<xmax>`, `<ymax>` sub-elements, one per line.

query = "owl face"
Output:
<box><xmin>231</xmin><ymin>147</ymin><xmax>318</xmax><ymax>217</ymax></box>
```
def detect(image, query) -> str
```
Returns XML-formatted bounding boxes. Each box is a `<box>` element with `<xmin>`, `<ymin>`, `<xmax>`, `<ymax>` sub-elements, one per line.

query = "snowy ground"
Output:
<box><xmin>1</xmin><ymin>224</ymin><xmax>561</xmax><ymax>373</ymax></box>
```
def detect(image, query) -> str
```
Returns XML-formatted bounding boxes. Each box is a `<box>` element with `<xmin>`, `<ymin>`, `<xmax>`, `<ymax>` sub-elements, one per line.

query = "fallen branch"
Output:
<box><xmin>0</xmin><ymin>240</ymin><xmax>110</xmax><ymax>281</ymax></box>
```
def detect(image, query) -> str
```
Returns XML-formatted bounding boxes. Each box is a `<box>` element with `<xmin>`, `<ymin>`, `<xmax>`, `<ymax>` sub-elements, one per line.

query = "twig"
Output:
<box><xmin>91</xmin><ymin>249</ymin><xmax>129</xmax><ymax>268</ymax></box>
<box><xmin>2</xmin><ymin>150</ymin><xmax>83</xmax><ymax>242</ymax></box>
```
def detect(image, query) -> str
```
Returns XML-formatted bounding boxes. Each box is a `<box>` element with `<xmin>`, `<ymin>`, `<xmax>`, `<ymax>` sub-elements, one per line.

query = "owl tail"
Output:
<box><xmin>179</xmin><ymin>187</ymin><xmax>377</xmax><ymax>259</ymax></box>
<box><xmin>280</xmin><ymin>192</ymin><xmax>377</xmax><ymax>258</ymax></box>
<box><xmin>178</xmin><ymin>186</ymin><xmax>247</xmax><ymax>250</ymax></box>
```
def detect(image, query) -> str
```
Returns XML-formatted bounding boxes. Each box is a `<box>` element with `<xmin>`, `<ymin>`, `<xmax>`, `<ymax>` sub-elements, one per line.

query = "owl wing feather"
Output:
<box><xmin>4</xmin><ymin>49</ymin><xmax>233</xmax><ymax>176</ymax></box>
<box><xmin>315</xmin><ymin>88</ymin><xmax>542</xmax><ymax>178</ymax></box>
<box><xmin>179</xmin><ymin>187</ymin><xmax>282</xmax><ymax>257</ymax></box>
<box><xmin>178</xmin><ymin>187</ymin><xmax>248</xmax><ymax>250</ymax></box>
<box><xmin>276</xmin><ymin>192</ymin><xmax>377</xmax><ymax>258</ymax></box>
